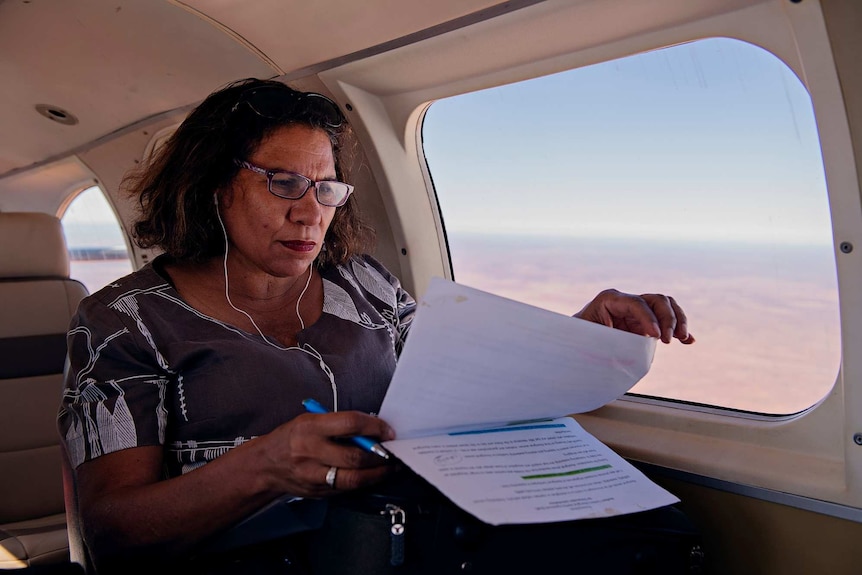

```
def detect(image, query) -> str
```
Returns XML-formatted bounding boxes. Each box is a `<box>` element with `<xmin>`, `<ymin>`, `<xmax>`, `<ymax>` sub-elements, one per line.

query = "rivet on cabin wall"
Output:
<box><xmin>840</xmin><ymin>242</ymin><xmax>853</xmax><ymax>254</ymax></box>
<box><xmin>853</xmin><ymin>433</ymin><xmax>862</xmax><ymax>446</ymax></box>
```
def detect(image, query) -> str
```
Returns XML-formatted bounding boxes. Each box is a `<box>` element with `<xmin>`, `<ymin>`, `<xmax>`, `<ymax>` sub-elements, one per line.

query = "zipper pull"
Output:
<box><xmin>385</xmin><ymin>503</ymin><xmax>406</xmax><ymax>566</ymax></box>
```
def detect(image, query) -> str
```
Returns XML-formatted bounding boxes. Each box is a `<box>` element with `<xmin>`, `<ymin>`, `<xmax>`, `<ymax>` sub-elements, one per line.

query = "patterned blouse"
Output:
<box><xmin>58</xmin><ymin>254</ymin><xmax>415</xmax><ymax>478</ymax></box>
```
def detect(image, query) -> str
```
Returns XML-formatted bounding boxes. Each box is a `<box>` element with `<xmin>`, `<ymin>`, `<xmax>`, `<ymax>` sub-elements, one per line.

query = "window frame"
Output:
<box><xmin>420</xmin><ymin>37</ymin><xmax>841</xmax><ymax>416</ymax></box>
<box><xmin>59</xmin><ymin>183</ymin><xmax>134</xmax><ymax>293</ymax></box>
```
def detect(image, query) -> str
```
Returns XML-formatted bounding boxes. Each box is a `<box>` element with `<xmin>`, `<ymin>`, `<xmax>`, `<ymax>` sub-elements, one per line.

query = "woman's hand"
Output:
<box><xmin>256</xmin><ymin>410</ymin><xmax>396</xmax><ymax>498</ymax></box>
<box><xmin>574</xmin><ymin>289</ymin><xmax>695</xmax><ymax>344</ymax></box>
<box><xmin>73</xmin><ymin>412</ymin><xmax>395</xmax><ymax>565</ymax></box>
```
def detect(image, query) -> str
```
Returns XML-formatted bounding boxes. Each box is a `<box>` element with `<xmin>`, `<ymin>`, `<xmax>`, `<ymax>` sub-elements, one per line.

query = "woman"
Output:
<box><xmin>58</xmin><ymin>78</ymin><xmax>693</xmax><ymax>574</ymax></box>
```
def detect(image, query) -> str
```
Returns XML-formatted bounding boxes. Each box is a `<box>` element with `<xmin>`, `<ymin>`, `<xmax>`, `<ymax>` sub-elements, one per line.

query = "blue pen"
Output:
<box><xmin>302</xmin><ymin>398</ymin><xmax>391</xmax><ymax>459</ymax></box>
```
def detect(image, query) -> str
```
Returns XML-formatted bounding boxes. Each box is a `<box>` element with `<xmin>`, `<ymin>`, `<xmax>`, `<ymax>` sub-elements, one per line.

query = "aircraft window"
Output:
<box><xmin>421</xmin><ymin>37</ymin><xmax>840</xmax><ymax>415</ymax></box>
<box><xmin>61</xmin><ymin>185</ymin><xmax>133</xmax><ymax>293</ymax></box>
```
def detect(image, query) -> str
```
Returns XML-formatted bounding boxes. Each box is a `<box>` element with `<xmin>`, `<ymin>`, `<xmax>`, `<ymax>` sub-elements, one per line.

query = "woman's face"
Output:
<box><xmin>220</xmin><ymin>124</ymin><xmax>338</xmax><ymax>279</ymax></box>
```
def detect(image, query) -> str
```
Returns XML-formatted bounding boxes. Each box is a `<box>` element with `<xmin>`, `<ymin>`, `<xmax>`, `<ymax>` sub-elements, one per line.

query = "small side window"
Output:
<box><xmin>61</xmin><ymin>186</ymin><xmax>133</xmax><ymax>293</ymax></box>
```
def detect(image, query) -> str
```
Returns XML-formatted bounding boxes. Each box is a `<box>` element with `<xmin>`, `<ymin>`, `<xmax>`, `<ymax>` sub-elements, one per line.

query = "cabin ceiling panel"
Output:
<box><xmin>0</xmin><ymin>156</ymin><xmax>96</xmax><ymax>215</ymax></box>
<box><xmin>325</xmin><ymin>0</ymin><xmax>767</xmax><ymax>97</ymax></box>
<box><xmin>178</xmin><ymin>0</ymin><xmax>508</xmax><ymax>75</ymax></box>
<box><xmin>0</xmin><ymin>0</ymin><xmax>277</xmax><ymax>179</ymax></box>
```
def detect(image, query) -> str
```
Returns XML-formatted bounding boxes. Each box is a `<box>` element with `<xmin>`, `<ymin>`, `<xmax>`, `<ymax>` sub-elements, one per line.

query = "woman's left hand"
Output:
<box><xmin>574</xmin><ymin>289</ymin><xmax>695</xmax><ymax>344</ymax></box>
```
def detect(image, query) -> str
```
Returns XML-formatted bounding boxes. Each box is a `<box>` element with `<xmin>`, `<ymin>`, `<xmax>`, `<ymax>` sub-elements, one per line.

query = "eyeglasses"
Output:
<box><xmin>231</xmin><ymin>86</ymin><xmax>344</xmax><ymax>128</ymax></box>
<box><xmin>234</xmin><ymin>160</ymin><xmax>354</xmax><ymax>207</ymax></box>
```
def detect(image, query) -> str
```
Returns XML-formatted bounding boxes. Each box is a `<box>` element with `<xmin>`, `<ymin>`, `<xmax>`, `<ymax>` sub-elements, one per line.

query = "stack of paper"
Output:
<box><xmin>378</xmin><ymin>277</ymin><xmax>678</xmax><ymax>525</ymax></box>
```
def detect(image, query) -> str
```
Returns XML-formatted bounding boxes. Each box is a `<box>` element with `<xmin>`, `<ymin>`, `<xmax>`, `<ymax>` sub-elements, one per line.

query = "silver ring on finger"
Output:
<box><xmin>325</xmin><ymin>466</ymin><xmax>338</xmax><ymax>489</ymax></box>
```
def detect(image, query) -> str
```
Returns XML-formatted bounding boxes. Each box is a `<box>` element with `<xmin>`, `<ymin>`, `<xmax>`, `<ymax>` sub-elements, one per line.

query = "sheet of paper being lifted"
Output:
<box><xmin>379</xmin><ymin>277</ymin><xmax>657</xmax><ymax>438</ymax></box>
<box><xmin>378</xmin><ymin>277</ymin><xmax>677</xmax><ymax>525</ymax></box>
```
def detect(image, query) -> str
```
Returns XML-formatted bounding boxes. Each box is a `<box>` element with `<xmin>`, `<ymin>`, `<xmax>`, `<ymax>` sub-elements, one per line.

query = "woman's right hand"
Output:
<box><xmin>72</xmin><ymin>411</ymin><xmax>395</xmax><ymax>566</ymax></box>
<box><xmin>255</xmin><ymin>410</ymin><xmax>397</xmax><ymax>497</ymax></box>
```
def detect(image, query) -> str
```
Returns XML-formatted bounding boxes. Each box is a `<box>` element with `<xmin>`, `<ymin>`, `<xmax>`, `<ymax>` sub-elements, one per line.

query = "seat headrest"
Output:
<box><xmin>0</xmin><ymin>212</ymin><xmax>70</xmax><ymax>279</ymax></box>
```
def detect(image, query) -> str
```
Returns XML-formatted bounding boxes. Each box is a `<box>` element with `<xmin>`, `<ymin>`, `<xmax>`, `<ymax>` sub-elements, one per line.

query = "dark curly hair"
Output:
<box><xmin>125</xmin><ymin>77</ymin><xmax>374</xmax><ymax>267</ymax></box>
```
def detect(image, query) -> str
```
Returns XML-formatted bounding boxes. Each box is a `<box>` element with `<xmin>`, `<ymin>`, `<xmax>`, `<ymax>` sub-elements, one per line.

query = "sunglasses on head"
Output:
<box><xmin>230</xmin><ymin>85</ymin><xmax>345</xmax><ymax>129</ymax></box>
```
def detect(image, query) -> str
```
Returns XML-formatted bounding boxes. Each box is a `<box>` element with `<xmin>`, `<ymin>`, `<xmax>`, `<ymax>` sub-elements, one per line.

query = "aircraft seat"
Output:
<box><xmin>0</xmin><ymin>212</ymin><xmax>88</xmax><ymax>569</ymax></box>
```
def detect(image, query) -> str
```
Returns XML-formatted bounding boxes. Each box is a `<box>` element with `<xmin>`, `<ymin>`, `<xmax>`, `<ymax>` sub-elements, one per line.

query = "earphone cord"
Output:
<box><xmin>295</xmin><ymin>267</ymin><xmax>311</xmax><ymax>330</ymax></box>
<box><xmin>214</xmin><ymin>199</ymin><xmax>312</xmax><ymax>350</ymax></box>
<box><xmin>214</xmin><ymin>196</ymin><xmax>337</xmax><ymax>410</ymax></box>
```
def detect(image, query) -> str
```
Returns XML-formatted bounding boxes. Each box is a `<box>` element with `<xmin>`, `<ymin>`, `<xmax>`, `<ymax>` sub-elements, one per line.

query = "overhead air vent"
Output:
<box><xmin>35</xmin><ymin>104</ymin><xmax>78</xmax><ymax>126</ymax></box>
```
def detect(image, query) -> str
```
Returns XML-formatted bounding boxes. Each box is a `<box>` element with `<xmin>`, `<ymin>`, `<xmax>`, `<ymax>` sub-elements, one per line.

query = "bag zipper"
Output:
<box><xmin>384</xmin><ymin>503</ymin><xmax>407</xmax><ymax>566</ymax></box>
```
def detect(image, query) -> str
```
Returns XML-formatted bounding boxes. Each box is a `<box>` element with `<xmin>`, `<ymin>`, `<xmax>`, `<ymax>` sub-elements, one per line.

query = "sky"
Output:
<box><xmin>421</xmin><ymin>37</ymin><xmax>833</xmax><ymax>246</ymax></box>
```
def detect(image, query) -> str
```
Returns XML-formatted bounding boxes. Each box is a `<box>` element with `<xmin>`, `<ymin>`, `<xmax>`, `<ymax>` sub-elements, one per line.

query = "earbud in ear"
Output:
<box><xmin>213</xmin><ymin>193</ymin><xmax>218</xmax><ymax>206</ymax></box>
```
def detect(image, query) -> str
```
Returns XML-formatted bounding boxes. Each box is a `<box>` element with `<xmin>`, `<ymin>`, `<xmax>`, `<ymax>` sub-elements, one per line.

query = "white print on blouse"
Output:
<box><xmin>61</xmin><ymin>258</ymin><xmax>406</xmax><ymax>472</ymax></box>
<box><xmin>346</xmin><ymin>259</ymin><xmax>412</xmax><ymax>355</ymax></box>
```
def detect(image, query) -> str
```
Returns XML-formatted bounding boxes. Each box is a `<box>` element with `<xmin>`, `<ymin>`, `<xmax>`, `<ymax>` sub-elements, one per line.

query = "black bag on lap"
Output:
<box><xmin>304</xmin><ymin>470</ymin><xmax>706</xmax><ymax>575</ymax></box>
